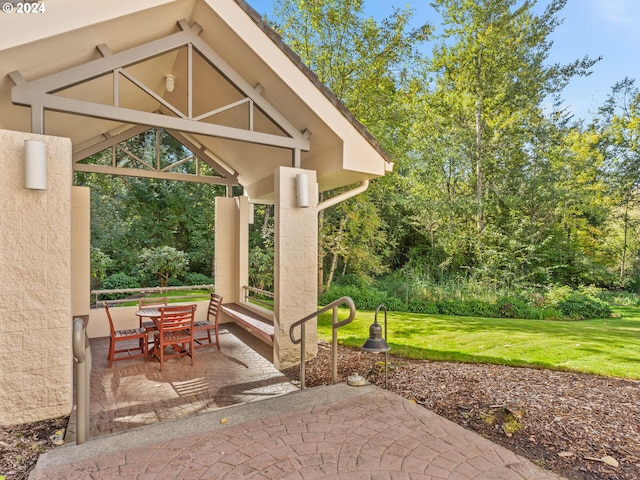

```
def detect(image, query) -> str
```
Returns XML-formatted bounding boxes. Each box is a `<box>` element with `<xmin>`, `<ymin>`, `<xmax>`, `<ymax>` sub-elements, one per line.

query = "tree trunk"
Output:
<box><xmin>620</xmin><ymin>196</ymin><xmax>629</xmax><ymax>282</ymax></box>
<box><xmin>475</xmin><ymin>97</ymin><xmax>485</xmax><ymax>233</ymax></box>
<box><xmin>324</xmin><ymin>217</ymin><xmax>345</xmax><ymax>292</ymax></box>
<box><xmin>325</xmin><ymin>251</ymin><xmax>339</xmax><ymax>292</ymax></box>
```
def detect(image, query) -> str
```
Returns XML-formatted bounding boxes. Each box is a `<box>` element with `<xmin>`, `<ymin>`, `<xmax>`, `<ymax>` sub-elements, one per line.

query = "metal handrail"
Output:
<box><xmin>72</xmin><ymin>316</ymin><xmax>91</xmax><ymax>445</ymax></box>
<box><xmin>289</xmin><ymin>296</ymin><xmax>356</xmax><ymax>390</ymax></box>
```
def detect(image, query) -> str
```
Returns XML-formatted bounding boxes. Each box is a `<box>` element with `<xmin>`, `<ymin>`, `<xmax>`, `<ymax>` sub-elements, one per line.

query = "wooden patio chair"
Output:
<box><xmin>105</xmin><ymin>304</ymin><xmax>148</xmax><ymax>367</ymax></box>
<box><xmin>194</xmin><ymin>293</ymin><xmax>223</xmax><ymax>349</ymax></box>
<box><xmin>154</xmin><ymin>304</ymin><xmax>197</xmax><ymax>371</ymax></box>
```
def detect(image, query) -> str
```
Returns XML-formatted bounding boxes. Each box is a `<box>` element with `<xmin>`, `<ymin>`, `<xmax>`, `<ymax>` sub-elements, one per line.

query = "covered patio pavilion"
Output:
<box><xmin>0</xmin><ymin>0</ymin><xmax>391</xmax><ymax>426</ymax></box>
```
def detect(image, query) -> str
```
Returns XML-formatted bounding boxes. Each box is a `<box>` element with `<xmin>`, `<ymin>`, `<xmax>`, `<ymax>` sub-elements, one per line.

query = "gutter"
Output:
<box><xmin>317</xmin><ymin>180</ymin><xmax>369</xmax><ymax>212</ymax></box>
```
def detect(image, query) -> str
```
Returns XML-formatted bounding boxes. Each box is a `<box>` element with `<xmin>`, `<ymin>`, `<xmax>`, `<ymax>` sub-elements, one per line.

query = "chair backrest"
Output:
<box><xmin>208</xmin><ymin>293</ymin><xmax>223</xmax><ymax>323</ymax></box>
<box><xmin>138</xmin><ymin>296</ymin><xmax>168</xmax><ymax>309</ymax></box>
<box><xmin>158</xmin><ymin>304</ymin><xmax>197</xmax><ymax>333</ymax></box>
<box><xmin>104</xmin><ymin>304</ymin><xmax>116</xmax><ymax>336</ymax></box>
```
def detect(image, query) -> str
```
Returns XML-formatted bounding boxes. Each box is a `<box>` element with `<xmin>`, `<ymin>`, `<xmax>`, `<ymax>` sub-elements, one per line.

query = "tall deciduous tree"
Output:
<box><xmin>430</xmin><ymin>0</ymin><xmax>596</xmax><ymax>232</ymax></box>
<box><xmin>596</xmin><ymin>78</ymin><xmax>640</xmax><ymax>285</ymax></box>
<box><xmin>403</xmin><ymin>0</ymin><xmax>599</xmax><ymax>285</ymax></box>
<box><xmin>268</xmin><ymin>0</ymin><xmax>428</xmax><ymax>290</ymax></box>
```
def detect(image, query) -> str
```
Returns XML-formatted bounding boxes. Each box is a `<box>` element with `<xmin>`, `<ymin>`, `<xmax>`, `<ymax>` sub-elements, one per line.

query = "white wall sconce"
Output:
<box><xmin>296</xmin><ymin>173</ymin><xmax>309</xmax><ymax>208</ymax></box>
<box><xmin>164</xmin><ymin>74</ymin><xmax>176</xmax><ymax>93</ymax></box>
<box><xmin>24</xmin><ymin>140</ymin><xmax>47</xmax><ymax>190</ymax></box>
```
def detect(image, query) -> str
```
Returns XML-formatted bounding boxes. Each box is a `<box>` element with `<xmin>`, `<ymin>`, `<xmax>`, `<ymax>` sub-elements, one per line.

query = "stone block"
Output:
<box><xmin>0</xmin><ymin>372</ymin><xmax>23</xmax><ymax>393</ymax></box>
<box><xmin>0</xmin><ymin>331</ymin><xmax>24</xmax><ymax>353</ymax></box>
<box><xmin>23</xmin><ymin>328</ymin><xmax>68</xmax><ymax>353</ymax></box>
<box><xmin>47</xmin><ymin>385</ymin><xmax>72</xmax><ymax>409</ymax></box>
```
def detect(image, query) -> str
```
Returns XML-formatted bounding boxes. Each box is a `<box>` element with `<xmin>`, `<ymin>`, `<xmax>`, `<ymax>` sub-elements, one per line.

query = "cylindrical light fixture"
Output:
<box><xmin>362</xmin><ymin>304</ymin><xmax>390</xmax><ymax>389</ymax></box>
<box><xmin>165</xmin><ymin>74</ymin><xmax>176</xmax><ymax>93</ymax></box>
<box><xmin>296</xmin><ymin>173</ymin><xmax>309</xmax><ymax>208</ymax></box>
<box><xmin>24</xmin><ymin>140</ymin><xmax>47</xmax><ymax>190</ymax></box>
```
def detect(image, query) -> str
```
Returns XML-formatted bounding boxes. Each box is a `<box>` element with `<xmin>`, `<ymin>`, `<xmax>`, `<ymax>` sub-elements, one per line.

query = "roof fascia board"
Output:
<box><xmin>217</xmin><ymin>1</ymin><xmax>391</xmax><ymax>166</ymax></box>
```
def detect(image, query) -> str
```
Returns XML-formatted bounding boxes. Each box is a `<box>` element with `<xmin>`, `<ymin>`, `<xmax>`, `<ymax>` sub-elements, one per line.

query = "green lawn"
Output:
<box><xmin>317</xmin><ymin>306</ymin><xmax>640</xmax><ymax>379</ymax></box>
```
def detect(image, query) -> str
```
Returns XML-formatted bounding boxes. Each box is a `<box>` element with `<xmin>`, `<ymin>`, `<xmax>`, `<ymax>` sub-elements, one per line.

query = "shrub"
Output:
<box><xmin>184</xmin><ymin>272</ymin><xmax>213</xmax><ymax>286</ymax></box>
<box><xmin>320</xmin><ymin>285</ymin><xmax>391</xmax><ymax>311</ymax></box>
<box><xmin>554</xmin><ymin>294</ymin><xmax>611</xmax><ymax>320</ymax></box>
<box><xmin>406</xmin><ymin>300</ymin><xmax>439</xmax><ymax>314</ymax></box>
<box><xmin>102</xmin><ymin>272</ymin><xmax>139</xmax><ymax>299</ymax></box>
<box><xmin>138</xmin><ymin>246</ymin><xmax>189</xmax><ymax>287</ymax></box>
<box><xmin>496</xmin><ymin>297</ymin><xmax>533</xmax><ymax>319</ymax></box>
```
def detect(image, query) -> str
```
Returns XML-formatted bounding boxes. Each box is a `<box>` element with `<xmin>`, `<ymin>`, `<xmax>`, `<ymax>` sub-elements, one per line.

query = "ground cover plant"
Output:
<box><xmin>317</xmin><ymin>306</ymin><xmax>640</xmax><ymax>379</ymax></box>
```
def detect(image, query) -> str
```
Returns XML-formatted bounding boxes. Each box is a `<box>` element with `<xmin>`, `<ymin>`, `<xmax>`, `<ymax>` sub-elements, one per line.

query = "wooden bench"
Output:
<box><xmin>221</xmin><ymin>303</ymin><xmax>274</xmax><ymax>346</ymax></box>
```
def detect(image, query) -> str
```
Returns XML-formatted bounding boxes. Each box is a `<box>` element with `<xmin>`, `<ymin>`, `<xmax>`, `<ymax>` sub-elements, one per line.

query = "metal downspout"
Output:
<box><xmin>317</xmin><ymin>180</ymin><xmax>369</xmax><ymax>212</ymax></box>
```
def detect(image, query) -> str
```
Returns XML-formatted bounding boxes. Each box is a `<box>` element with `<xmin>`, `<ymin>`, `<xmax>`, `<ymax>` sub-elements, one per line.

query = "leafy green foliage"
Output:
<box><xmin>102</xmin><ymin>273</ymin><xmax>139</xmax><ymax>299</ymax></box>
<box><xmin>249</xmin><ymin>205</ymin><xmax>275</xmax><ymax>291</ymax></box>
<box><xmin>90</xmin><ymin>247</ymin><xmax>111</xmax><ymax>282</ymax></box>
<box><xmin>137</xmin><ymin>246</ymin><xmax>189</xmax><ymax>287</ymax></box>
<box><xmin>321</xmin><ymin>274</ymin><xmax>610</xmax><ymax>320</ymax></box>
<box><xmin>183</xmin><ymin>272</ymin><xmax>213</xmax><ymax>286</ymax></box>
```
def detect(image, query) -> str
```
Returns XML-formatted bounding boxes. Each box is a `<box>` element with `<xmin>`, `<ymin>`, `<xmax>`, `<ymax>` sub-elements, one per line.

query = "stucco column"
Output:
<box><xmin>71</xmin><ymin>186</ymin><xmax>90</xmax><ymax>317</ymax></box>
<box><xmin>0</xmin><ymin>129</ymin><xmax>73</xmax><ymax>425</ymax></box>
<box><xmin>214</xmin><ymin>195</ymin><xmax>249</xmax><ymax>304</ymax></box>
<box><xmin>273</xmin><ymin>167</ymin><xmax>318</xmax><ymax>370</ymax></box>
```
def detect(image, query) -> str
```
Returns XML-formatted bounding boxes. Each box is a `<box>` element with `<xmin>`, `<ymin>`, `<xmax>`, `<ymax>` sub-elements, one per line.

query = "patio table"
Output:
<box><xmin>136</xmin><ymin>307</ymin><xmax>160</xmax><ymax>331</ymax></box>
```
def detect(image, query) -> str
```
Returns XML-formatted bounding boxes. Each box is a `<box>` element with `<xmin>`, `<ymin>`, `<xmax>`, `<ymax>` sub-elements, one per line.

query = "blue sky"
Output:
<box><xmin>248</xmin><ymin>0</ymin><xmax>640</xmax><ymax>121</ymax></box>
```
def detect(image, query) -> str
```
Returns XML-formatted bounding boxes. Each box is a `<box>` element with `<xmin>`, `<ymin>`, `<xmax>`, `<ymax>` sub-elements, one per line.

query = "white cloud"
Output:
<box><xmin>589</xmin><ymin>0</ymin><xmax>640</xmax><ymax>25</ymax></box>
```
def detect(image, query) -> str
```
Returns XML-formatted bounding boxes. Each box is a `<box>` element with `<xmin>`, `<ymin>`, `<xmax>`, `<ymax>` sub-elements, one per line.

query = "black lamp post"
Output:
<box><xmin>362</xmin><ymin>304</ymin><xmax>390</xmax><ymax>389</ymax></box>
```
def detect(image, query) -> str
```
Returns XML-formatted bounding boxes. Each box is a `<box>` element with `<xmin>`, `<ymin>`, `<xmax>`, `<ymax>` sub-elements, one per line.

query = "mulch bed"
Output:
<box><xmin>0</xmin><ymin>416</ymin><xmax>68</xmax><ymax>480</ymax></box>
<box><xmin>282</xmin><ymin>342</ymin><xmax>640</xmax><ymax>480</ymax></box>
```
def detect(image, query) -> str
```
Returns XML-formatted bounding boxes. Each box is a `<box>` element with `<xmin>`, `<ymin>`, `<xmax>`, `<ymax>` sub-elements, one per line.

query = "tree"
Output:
<box><xmin>138</xmin><ymin>246</ymin><xmax>189</xmax><ymax>287</ymax></box>
<box><xmin>596</xmin><ymin>78</ymin><xmax>640</xmax><ymax>285</ymax></box>
<box><xmin>402</xmin><ymin>0</ymin><xmax>600</xmax><ymax>285</ymax></box>
<box><xmin>268</xmin><ymin>0</ymin><xmax>428</xmax><ymax>290</ymax></box>
<box><xmin>431</xmin><ymin>0</ymin><xmax>597</xmax><ymax>230</ymax></box>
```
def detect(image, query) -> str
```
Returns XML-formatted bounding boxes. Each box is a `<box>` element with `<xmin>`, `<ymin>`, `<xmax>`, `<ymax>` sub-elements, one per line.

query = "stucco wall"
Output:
<box><xmin>71</xmin><ymin>186</ymin><xmax>91</xmax><ymax>318</ymax></box>
<box><xmin>273</xmin><ymin>167</ymin><xmax>318</xmax><ymax>370</ymax></box>
<box><xmin>214</xmin><ymin>196</ymin><xmax>249</xmax><ymax>304</ymax></box>
<box><xmin>0</xmin><ymin>129</ymin><xmax>73</xmax><ymax>425</ymax></box>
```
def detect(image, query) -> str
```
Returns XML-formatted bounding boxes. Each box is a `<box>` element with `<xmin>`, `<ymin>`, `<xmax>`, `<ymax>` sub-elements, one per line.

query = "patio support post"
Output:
<box><xmin>273</xmin><ymin>167</ymin><xmax>319</xmax><ymax>370</ymax></box>
<box><xmin>0</xmin><ymin>129</ymin><xmax>73</xmax><ymax>425</ymax></box>
<box><xmin>214</xmin><ymin>195</ymin><xmax>249</xmax><ymax>304</ymax></box>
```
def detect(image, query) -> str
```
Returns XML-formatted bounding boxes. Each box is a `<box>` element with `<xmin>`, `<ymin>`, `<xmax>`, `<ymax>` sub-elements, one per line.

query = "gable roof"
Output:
<box><xmin>0</xmin><ymin>0</ymin><xmax>391</xmax><ymax>201</ymax></box>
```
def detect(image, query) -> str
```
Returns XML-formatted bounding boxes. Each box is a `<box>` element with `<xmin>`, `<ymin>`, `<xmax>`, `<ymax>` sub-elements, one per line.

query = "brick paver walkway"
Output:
<box><xmin>32</xmin><ymin>384</ymin><xmax>565</xmax><ymax>479</ymax></box>
<box><xmin>33</xmin><ymin>324</ymin><xmax>566</xmax><ymax>479</ymax></box>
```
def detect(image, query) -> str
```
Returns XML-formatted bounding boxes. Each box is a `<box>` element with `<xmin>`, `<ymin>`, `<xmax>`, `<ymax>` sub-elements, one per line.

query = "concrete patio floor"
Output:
<box><xmin>31</xmin><ymin>323</ymin><xmax>567</xmax><ymax>479</ymax></box>
<box><xmin>65</xmin><ymin>323</ymin><xmax>298</xmax><ymax>441</ymax></box>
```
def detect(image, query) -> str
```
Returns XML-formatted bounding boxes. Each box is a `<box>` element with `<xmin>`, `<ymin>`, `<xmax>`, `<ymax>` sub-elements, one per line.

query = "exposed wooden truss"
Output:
<box><xmin>9</xmin><ymin>19</ymin><xmax>310</xmax><ymax>185</ymax></box>
<box><xmin>73</xmin><ymin>126</ymin><xmax>239</xmax><ymax>188</ymax></box>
